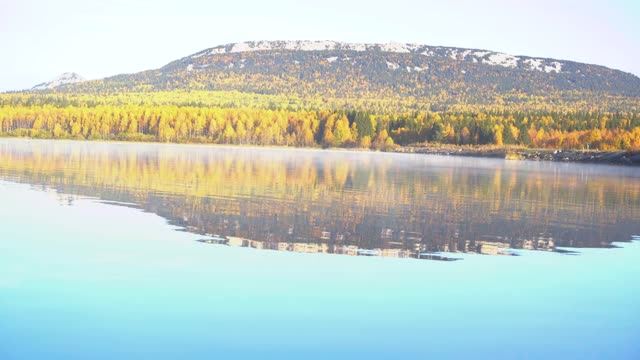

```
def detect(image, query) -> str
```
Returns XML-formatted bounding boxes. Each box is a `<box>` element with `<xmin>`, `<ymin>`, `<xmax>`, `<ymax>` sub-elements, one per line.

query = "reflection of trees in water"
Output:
<box><xmin>1</xmin><ymin>141</ymin><xmax>639</xmax><ymax>257</ymax></box>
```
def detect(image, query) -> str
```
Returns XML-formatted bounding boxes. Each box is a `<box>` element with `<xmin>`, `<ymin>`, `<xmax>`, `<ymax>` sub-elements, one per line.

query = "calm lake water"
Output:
<box><xmin>1</xmin><ymin>138</ymin><xmax>639</xmax><ymax>359</ymax></box>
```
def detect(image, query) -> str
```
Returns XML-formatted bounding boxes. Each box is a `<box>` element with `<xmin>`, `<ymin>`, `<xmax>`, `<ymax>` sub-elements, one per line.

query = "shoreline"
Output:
<box><xmin>2</xmin><ymin>135</ymin><xmax>639</xmax><ymax>166</ymax></box>
<box><xmin>395</xmin><ymin>145</ymin><xmax>640</xmax><ymax>166</ymax></box>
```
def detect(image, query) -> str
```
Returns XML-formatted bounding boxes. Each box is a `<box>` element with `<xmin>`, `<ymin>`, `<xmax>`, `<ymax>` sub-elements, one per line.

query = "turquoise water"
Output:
<box><xmin>1</xmin><ymin>182</ymin><xmax>639</xmax><ymax>359</ymax></box>
<box><xmin>1</xmin><ymin>140</ymin><xmax>640</xmax><ymax>359</ymax></box>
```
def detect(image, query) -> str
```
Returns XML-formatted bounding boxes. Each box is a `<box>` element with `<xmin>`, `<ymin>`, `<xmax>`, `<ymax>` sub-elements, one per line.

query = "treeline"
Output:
<box><xmin>2</xmin><ymin>103</ymin><xmax>640</xmax><ymax>150</ymax></box>
<box><xmin>0</xmin><ymin>105</ymin><xmax>392</xmax><ymax>149</ymax></box>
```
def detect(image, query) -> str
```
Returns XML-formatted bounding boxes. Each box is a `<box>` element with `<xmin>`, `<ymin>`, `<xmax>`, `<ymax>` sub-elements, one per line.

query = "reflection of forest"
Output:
<box><xmin>1</xmin><ymin>140</ymin><xmax>639</xmax><ymax>259</ymax></box>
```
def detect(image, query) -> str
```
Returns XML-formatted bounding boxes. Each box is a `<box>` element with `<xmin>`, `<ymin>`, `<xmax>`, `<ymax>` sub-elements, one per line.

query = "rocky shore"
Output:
<box><xmin>396</xmin><ymin>145</ymin><xmax>640</xmax><ymax>166</ymax></box>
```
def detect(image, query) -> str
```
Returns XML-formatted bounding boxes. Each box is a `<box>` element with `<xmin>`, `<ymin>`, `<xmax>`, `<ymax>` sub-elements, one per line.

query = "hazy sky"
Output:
<box><xmin>1</xmin><ymin>0</ymin><xmax>638</xmax><ymax>91</ymax></box>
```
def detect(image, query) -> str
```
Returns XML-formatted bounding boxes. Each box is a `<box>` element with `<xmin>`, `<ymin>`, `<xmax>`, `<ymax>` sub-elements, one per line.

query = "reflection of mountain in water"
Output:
<box><xmin>1</xmin><ymin>139</ymin><xmax>639</xmax><ymax>260</ymax></box>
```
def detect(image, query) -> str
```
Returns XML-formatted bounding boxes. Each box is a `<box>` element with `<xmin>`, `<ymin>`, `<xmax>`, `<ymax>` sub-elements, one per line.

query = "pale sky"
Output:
<box><xmin>1</xmin><ymin>0</ymin><xmax>638</xmax><ymax>92</ymax></box>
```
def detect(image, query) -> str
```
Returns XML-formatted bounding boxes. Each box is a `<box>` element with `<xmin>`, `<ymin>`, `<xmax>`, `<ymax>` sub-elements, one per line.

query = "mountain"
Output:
<box><xmin>54</xmin><ymin>40</ymin><xmax>640</xmax><ymax>104</ymax></box>
<box><xmin>32</xmin><ymin>72</ymin><xmax>85</xmax><ymax>90</ymax></box>
<box><xmin>5</xmin><ymin>41</ymin><xmax>640</xmax><ymax>151</ymax></box>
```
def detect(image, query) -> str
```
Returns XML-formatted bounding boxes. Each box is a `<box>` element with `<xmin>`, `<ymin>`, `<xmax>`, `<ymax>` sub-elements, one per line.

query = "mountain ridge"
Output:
<box><xmin>35</xmin><ymin>40</ymin><xmax>640</xmax><ymax>104</ymax></box>
<box><xmin>186</xmin><ymin>40</ymin><xmax>583</xmax><ymax>75</ymax></box>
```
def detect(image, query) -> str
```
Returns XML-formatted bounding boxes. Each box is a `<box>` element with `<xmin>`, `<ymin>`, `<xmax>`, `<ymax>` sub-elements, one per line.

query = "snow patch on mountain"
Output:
<box><xmin>289</xmin><ymin>40</ymin><xmax>338</xmax><ymax>51</ymax></box>
<box><xmin>460</xmin><ymin>50</ymin><xmax>473</xmax><ymax>59</ymax></box>
<box><xmin>349</xmin><ymin>43</ymin><xmax>367</xmax><ymax>51</ymax></box>
<box><xmin>386</xmin><ymin>61</ymin><xmax>400</xmax><ymax>70</ymax></box>
<box><xmin>32</xmin><ymin>72</ymin><xmax>85</xmax><ymax>90</ymax></box>
<box><xmin>473</xmin><ymin>51</ymin><xmax>491</xmax><ymax>57</ymax></box>
<box><xmin>231</xmin><ymin>41</ymin><xmax>276</xmax><ymax>53</ymax></box>
<box><xmin>207</xmin><ymin>48</ymin><xmax>226</xmax><ymax>56</ymax></box>
<box><xmin>407</xmin><ymin>66</ymin><xmax>426</xmax><ymax>73</ymax></box>
<box><xmin>523</xmin><ymin>59</ymin><xmax>543</xmax><ymax>71</ymax></box>
<box><xmin>544</xmin><ymin>61</ymin><xmax>563</xmax><ymax>73</ymax></box>
<box><xmin>483</xmin><ymin>53</ymin><xmax>520</xmax><ymax>68</ymax></box>
<box><xmin>380</xmin><ymin>41</ymin><xmax>411</xmax><ymax>53</ymax></box>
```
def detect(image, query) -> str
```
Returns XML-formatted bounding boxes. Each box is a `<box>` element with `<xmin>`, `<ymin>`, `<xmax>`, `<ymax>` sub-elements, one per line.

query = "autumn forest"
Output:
<box><xmin>1</xmin><ymin>90</ymin><xmax>639</xmax><ymax>151</ymax></box>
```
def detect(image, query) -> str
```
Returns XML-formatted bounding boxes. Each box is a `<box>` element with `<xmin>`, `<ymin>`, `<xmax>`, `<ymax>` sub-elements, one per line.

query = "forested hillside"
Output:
<box><xmin>59</xmin><ymin>41</ymin><xmax>640</xmax><ymax>100</ymax></box>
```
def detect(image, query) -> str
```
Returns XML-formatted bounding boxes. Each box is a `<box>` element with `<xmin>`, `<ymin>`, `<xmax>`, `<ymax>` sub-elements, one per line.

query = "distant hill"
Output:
<box><xmin>50</xmin><ymin>40</ymin><xmax>640</xmax><ymax>104</ymax></box>
<box><xmin>32</xmin><ymin>72</ymin><xmax>85</xmax><ymax>90</ymax></box>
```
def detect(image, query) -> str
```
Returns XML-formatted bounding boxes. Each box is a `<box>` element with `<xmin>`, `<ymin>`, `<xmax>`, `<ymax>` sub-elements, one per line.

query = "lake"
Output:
<box><xmin>1</xmin><ymin>138</ymin><xmax>639</xmax><ymax>359</ymax></box>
